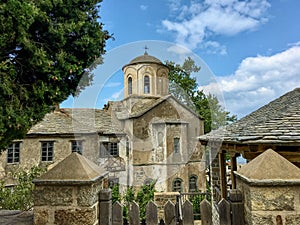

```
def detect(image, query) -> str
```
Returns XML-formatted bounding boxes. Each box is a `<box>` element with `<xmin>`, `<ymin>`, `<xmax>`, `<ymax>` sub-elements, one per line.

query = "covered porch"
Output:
<box><xmin>199</xmin><ymin>88</ymin><xmax>300</xmax><ymax>201</ymax></box>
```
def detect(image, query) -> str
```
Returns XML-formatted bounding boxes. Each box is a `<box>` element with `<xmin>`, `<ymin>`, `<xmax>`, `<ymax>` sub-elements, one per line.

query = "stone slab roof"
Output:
<box><xmin>199</xmin><ymin>88</ymin><xmax>300</xmax><ymax>145</ymax></box>
<box><xmin>112</xmin><ymin>95</ymin><xmax>201</xmax><ymax>120</ymax></box>
<box><xmin>28</xmin><ymin>108</ymin><xmax>124</xmax><ymax>135</ymax></box>
<box><xmin>34</xmin><ymin>152</ymin><xmax>107</xmax><ymax>184</ymax></box>
<box><xmin>236</xmin><ymin>149</ymin><xmax>300</xmax><ymax>180</ymax></box>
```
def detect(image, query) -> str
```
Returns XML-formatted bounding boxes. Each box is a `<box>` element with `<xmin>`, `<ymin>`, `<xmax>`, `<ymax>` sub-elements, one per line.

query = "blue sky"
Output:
<box><xmin>61</xmin><ymin>0</ymin><xmax>300</xmax><ymax>119</ymax></box>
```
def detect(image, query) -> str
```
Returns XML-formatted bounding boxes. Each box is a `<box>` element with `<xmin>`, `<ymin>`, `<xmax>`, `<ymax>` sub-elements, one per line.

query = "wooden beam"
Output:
<box><xmin>219</xmin><ymin>152</ymin><xmax>227</xmax><ymax>199</ymax></box>
<box><xmin>230</xmin><ymin>155</ymin><xmax>237</xmax><ymax>189</ymax></box>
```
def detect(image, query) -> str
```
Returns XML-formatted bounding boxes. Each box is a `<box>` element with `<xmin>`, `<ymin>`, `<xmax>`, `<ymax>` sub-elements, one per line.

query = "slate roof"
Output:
<box><xmin>28</xmin><ymin>108</ymin><xmax>124</xmax><ymax>135</ymax></box>
<box><xmin>236</xmin><ymin>149</ymin><xmax>300</xmax><ymax>180</ymax></box>
<box><xmin>28</xmin><ymin>93</ymin><xmax>201</xmax><ymax>136</ymax></box>
<box><xmin>199</xmin><ymin>88</ymin><xmax>300</xmax><ymax>145</ymax></box>
<box><xmin>111</xmin><ymin>95</ymin><xmax>202</xmax><ymax>120</ymax></box>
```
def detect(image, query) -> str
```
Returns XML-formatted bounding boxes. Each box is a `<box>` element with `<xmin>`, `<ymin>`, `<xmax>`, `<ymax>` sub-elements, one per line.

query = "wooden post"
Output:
<box><xmin>146</xmin><ymin>201</ymin><xmax>158</xmax><ymax>225</ymax></box>
<box><xmin>230</xmin><ymin>155</ymin><xmax>237</xmax><ymax>189</ymax></box>
<box><xmin>164</xmin><ymin>200</ymin><xmax>176</xmax><ymax>225</ymax></box>
<box><xmin>99</xmin><ymin>189</ymin><xmax>112</xmax><ymax>225</ymax></box>
<box><xmin>218</xmin><ymin>199</ymin><xmax>231</xmax><ymax>225</ymax></box>
<box><xmin>219</xmin><ymin>152</ymin><xmax>227</xmax><ymax>199</ymax></box>
<box><xmin>182</xmin><ymin>200</ymin><xmax>194</xmax><ymax>225</ymax></box>
<box><xmin>229</xmin><ymin>189</ymin><xmax>244</xmax><ymax>225</ymax></box>
<box><xmin>200</xmin><ymin>199</ymin><xmax>212</xmax><ymax>225</ymax></box>
<box><xmin>129</xmin><ymin>201</ymin><xmax>140</xmax><ymax>225</ymax></box>
<box><xmin>112</xmin><ymin>201</ymin><xmax>123</xmax><ymax>225</ymax></box>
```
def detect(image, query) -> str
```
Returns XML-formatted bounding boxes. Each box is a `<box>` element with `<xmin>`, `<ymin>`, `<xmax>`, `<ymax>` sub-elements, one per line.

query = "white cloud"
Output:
<box><xmin>162</xmin><ymin>0</ymin><xmax>270</xmax><ymax>52</ymax></box>
<box><xmin>105</xmin><ymin>82</ymin><xmax>121</xmax><ymax>88</ymax></box>
<box><xmin>140</xmin><ymin>5</ymin><xmax>148</xmax><ymax>11</ymax></box>
<box><xmin>200</xmin><ymin>45</ymin><xmax>300</xmax><ymax>118</ymax></box>
<box><xmin>111</xmin><ymin>89</ymin><xmax>124</xmax><ymax>100</ymax></box>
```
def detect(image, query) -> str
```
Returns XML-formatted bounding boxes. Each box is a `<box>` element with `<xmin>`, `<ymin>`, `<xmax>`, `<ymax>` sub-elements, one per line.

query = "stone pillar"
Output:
<box><xmin>235</xmin><ymin>149</ymin><xmax>300</xmax><ymax>225</ymax></box>
<box><xmin>33</xmin><ymin>153</ymin><xmax>108</xmax><ymax>225</ymax></box>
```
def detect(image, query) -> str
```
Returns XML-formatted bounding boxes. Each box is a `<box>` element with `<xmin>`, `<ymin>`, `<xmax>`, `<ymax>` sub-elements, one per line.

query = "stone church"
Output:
<box><xmin>0</xmin><ymin>52</ymin><xmax>206</xmax><ymax>193</ymax></box>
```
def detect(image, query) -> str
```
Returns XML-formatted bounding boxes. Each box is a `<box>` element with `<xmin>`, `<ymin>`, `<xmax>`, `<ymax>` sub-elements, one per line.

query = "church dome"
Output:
<box><xmin>122</xmin><ymin>52</ymin><xmax>164</xmax><ymax>69</ymax></box>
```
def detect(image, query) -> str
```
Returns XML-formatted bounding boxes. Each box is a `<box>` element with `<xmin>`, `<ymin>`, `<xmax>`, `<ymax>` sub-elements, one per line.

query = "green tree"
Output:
<box><xmin>0</xmin><ymin>166</ymin><xmax>45</xmax><ymax>210</ymax></box>
<box><xmin>166</xmin><ymin>58</ymin><xmax>237</xmax><ymax>133</ymax></box>
<box><xmin>0</xmin><ymin>0</ymin><xmax>111</xmax><ymax>151</ymax></box>
<box><xmin>111</xmin><ymin>184</ymin><xmax>121</xmax><ymax>204</ymax></box>
<box><xmin>135</xmin><ymin>181</ymin><xmax>156</xmax><ymax>222</ymax></box>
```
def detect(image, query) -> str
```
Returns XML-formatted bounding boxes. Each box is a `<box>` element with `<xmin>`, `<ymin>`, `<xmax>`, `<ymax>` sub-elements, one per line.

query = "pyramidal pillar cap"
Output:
<box><xmin>234</xmin><ymin>149</ymin><xmax>300</xmax><ymax>186</ymax></box>
<box><xmin>34</xmin><ymin>152</ymin><xmax>108</xmax><ymax>185</ymax></box>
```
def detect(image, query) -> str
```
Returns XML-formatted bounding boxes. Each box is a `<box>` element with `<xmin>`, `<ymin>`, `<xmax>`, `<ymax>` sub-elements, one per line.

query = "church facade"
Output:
<box><xmin>0</xmin><ymin>52</ymin><xmax>206</xmax><ymax>193</ymax></box>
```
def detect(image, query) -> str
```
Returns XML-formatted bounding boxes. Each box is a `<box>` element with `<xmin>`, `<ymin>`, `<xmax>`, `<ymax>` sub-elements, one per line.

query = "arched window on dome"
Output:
<box><xmin>128</xmin><ymin>77</ymin><xmax>132</xmax><ymax>95</ymax></box>
<box><xmin>144</xmin><ymin>75</ymin><xmax>150</xmax><ymax>94</ymax></box>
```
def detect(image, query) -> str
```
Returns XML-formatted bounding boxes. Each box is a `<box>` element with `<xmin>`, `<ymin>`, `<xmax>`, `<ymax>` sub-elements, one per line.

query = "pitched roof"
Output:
<box><xmin>199</xmin><ymin>88</ymin><xmax>300</xmax><ymax>145</ymax></box>
<box><xmin>34</xmin><ymin>152</ymin><xmax>107</xmax><ymax>184</ymax></box>
<box><xmin>28</xmin><ymin>108</ymin><xmax>124</xmax><ymax>135</ymax></box>
<box><xmin>236</xmin><ymin>149</ymin><xmax>300</xmax><ymax>180</ymax></box>
<box><xmin>28</xmin><ymin>110</ymin><xmax>93</xmax><ymax>135</ymax></box>
<box><xmin>112</xmin><ymin>95</ymin><xmax>202</xmax><ymax>120</ymax></box>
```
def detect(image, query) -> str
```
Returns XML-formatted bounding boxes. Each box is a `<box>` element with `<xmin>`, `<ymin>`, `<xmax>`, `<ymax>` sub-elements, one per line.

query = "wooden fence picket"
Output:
<box><xmin>146</xmin><ymin>200</ymin><xmax>158</xmax><ymax>225</ymax></box>
<box><xmin>182</xmin><ymin>200</ymin><xmax>194</xmax><ymax>225</ymax></box>
<box><xmin>164</xmin><ymin>200</ymin><xmax>176</xmax><ymax>225</ymax></box>
<box><xmin>112</xmin><ymin>201</ymin><xmax>123</xmax><ymax>225</ymax></box>
<box><xmin>218</xmin><ymin>198</ymin><xmax>231</xmax><ymax>225</ymax></box>
<box><xmin>129</xmin><ymin>201</ymin><xmax>140</xmax><ymax>225</ymax></box>
<box><xmin>200</xmin><ymin>199</ymin><xmax>212</xmax><ymax>225</ymax></box>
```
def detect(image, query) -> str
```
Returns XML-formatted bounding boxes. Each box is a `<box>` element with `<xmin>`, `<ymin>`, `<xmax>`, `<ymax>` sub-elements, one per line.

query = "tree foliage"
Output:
<box><xmin>111</xmin><ymin>182</ymin><xmax>156</xmax><ymax>222</ymax></box>
<box><xmin>0</xmin><ymin>166</ymin><xmax>45</xmax><ymax>210</ymax></box>
<box><xmin>166</xmin><ymin>58</ymin><xmax>237</xmax><ymax>133</ymax></box>
<box><xmin>0</xmin><ymin>0</ymin><xmax>111</xmax><ymax>151</ymax></box>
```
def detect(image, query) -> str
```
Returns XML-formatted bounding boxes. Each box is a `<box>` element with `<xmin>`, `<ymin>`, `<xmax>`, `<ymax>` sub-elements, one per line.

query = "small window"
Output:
<box><xmin>71</xmin><ymin>140</ymin><xmax>83</xmax><ymax>154</ymax></box>
<box><xmin>144</xmin><ymin>75</ymin><xmax>150</xmax><ymax>94</ymax></box>
<box><xmin>128</xmin><ymin>77</ymin><xmax>132</xmax><ymax>95</ymax></box>
<box><xmin>174</xmin><ymin>138</ymin><xmax>180</xmax><ymax>153</ymax></box>
<box><xmin>173</xmin><ymin>178</ymin><xmax>183</xmax><ymax>192</ymax></box>
<box><xmin>7</xmin><ymin>142</ymin><xmax>20</xmax><ymax>164</ymax></box>
<box><xmin>100</xmin><ymin>142</ymin><xmax>119</xmax><ymax>157</ymax></box>
<box><xmin>144</xmin><ymin>178</ymin><xmax>155</xmax><ymax>186</ymax></box>
<box><xmin>189</xmin><ymin>175</ymin><xmax>198</xmax><ymax>192</ymax></box>
<box><xmin>108</xmin><ymin>177</ymin><xmax>119</xmax><ymax>188</ymax></box>
<box><xmin>41</xmin><ymin>142</ymin><xmax>54</xmax><ymax>162</ymax></box>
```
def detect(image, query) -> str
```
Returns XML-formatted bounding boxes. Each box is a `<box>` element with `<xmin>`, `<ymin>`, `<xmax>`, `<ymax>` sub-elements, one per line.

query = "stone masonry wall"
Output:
<box><xmin>236</xmin><ymin>178</ymin><xmax>300</xmax><ymax>225</ymax></box>
<box><xmin>34</xmin><ymin>179</ymin><xmax>103</xmax><ymax>225</ymax></box>
<box><xmin>154</xmin><ymin>192</ymin><xmax>180</xmax><ymax>221</ymax></box>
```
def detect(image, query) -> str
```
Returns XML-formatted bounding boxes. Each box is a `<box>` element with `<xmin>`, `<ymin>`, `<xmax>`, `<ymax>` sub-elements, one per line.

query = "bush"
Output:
<box><xmin>0</xmin><ymin>166</ymin><xmax>45</xmax><ymax>210</ymax></box>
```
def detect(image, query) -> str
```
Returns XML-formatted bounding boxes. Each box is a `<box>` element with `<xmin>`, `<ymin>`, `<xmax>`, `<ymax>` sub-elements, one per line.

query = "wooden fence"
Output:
<box><xmin>111</xmin><ymin>199</ymin><xmax>213</xmax><ymax>225</ymax></box>
<box><xmin>102</xmin><ymin>189</ymin><xmax>244</xmax><ymax>225</ymax></box>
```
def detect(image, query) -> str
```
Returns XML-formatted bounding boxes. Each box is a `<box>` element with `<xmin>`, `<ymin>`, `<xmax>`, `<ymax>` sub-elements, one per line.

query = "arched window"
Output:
<box><xmin>128</xmin><ymin>77</ymin><xmax>132</xmax><ymax>95</ymax></box>
<box><xmin>172</xmin><ymin>178</ymin><xmax>183</xmax><ymax>192</ymax></box>
<box><xmin>144</xmin><ymin>75</ymin><xmax>150</xmax><ymax>94</ymax></box>
<box><xmin>189</xmin><ymin>175</ymin><xmax>198</xmax><ymax>192</ymax></box>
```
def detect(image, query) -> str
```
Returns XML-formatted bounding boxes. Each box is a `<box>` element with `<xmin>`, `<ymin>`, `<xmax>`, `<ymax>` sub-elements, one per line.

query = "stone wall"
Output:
<box><xmin>154</xmin><ymin>192</ymin><xmax>180</xmax><ymax>221</ymax></box>
<box><xmin>236</xmin><ymin>179</ymin><xmax>300</xmax><ymax>225</ymax></box>
<box><xmin>33</xmin><ymin>152</ymin><xmax>108</xmax><ymax>225</ymax></box>
<box><xmin>235</xmin><ymin>149</ymin><xmax>300</xmax><ymax>225</ymax></box>
<box><xmin>34</xmin><ymin>181</ymin><xmax>103</xmax><ymax>225</ymax></box>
